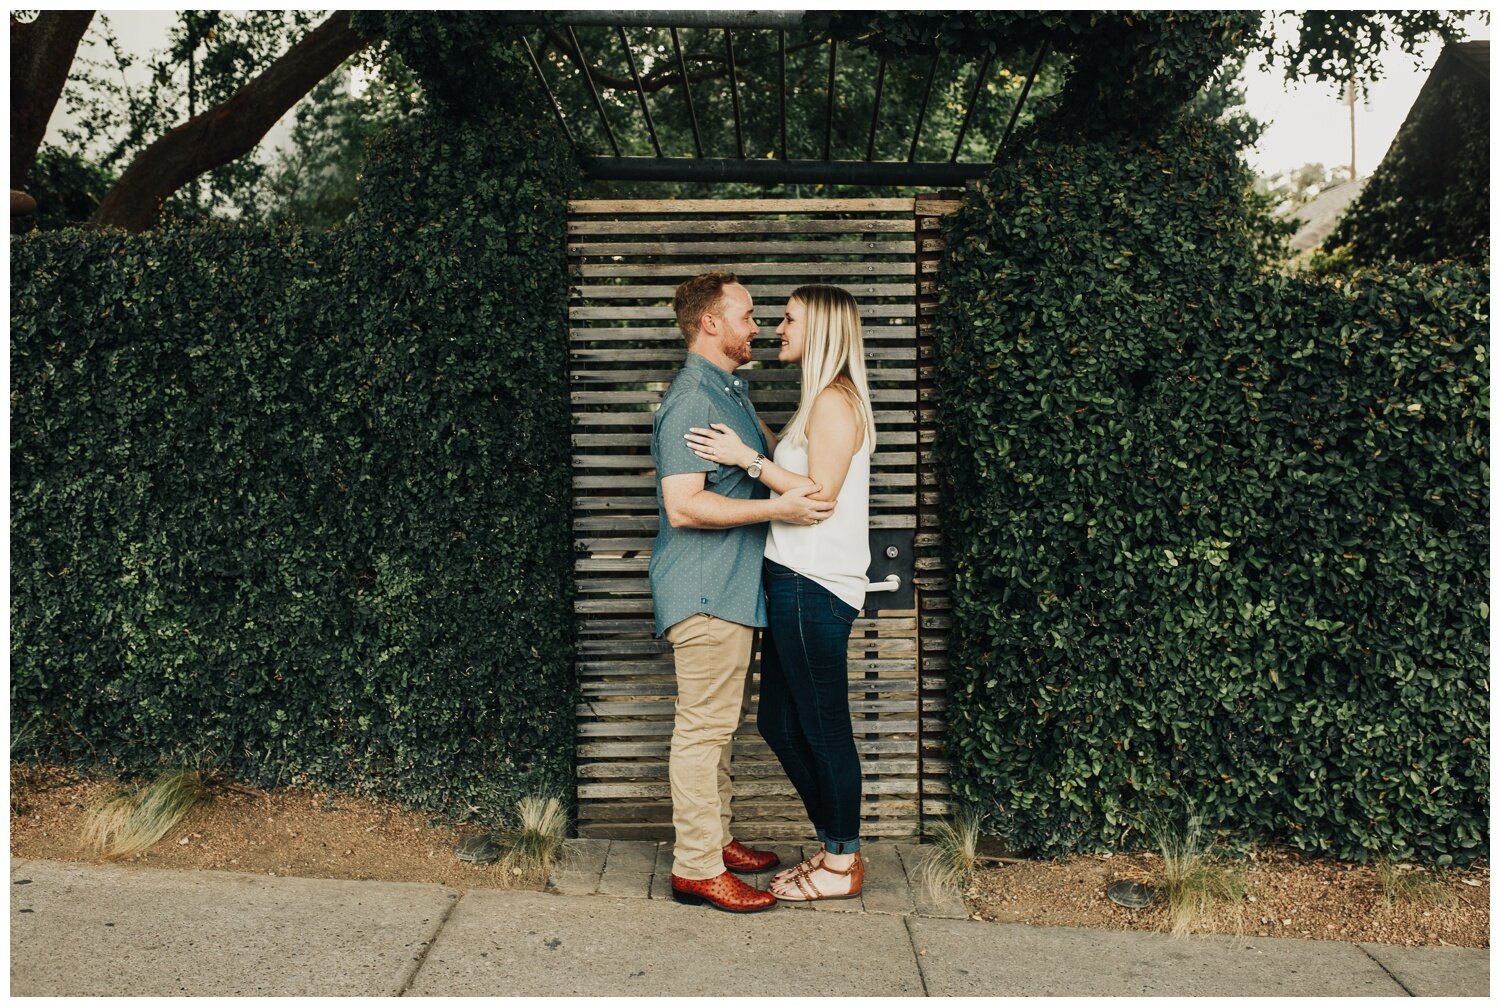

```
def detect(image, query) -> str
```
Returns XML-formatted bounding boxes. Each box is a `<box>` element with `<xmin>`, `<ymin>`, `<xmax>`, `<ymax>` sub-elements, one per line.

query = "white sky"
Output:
<box><xmin>39</xmin><ymin>9</ymin><xmax>1494</xmax><ymax>183</ymax></box>
<box><xmin>1241</xmin><ymin>10</ymin><xmax>1491</xmax><ymax>179</ymax></box>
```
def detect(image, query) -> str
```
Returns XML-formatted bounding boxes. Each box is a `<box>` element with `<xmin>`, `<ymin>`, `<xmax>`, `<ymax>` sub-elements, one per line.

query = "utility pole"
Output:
<box><xmin>1346</xmin><ymin>77</ymin><xmax>1357</xmax><ymax>180</ymax></box>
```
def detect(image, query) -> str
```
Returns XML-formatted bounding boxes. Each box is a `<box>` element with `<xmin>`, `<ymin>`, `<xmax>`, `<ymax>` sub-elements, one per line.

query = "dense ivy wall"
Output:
<box><xmin>11</xmin><ymin>41</ymin><xmax>580</xmax><ymax>820</ymax></box>
<box><xmin>934</xmin><ymin>115</ymin><xmax>1489</xmax><ymax>864</ymax></box>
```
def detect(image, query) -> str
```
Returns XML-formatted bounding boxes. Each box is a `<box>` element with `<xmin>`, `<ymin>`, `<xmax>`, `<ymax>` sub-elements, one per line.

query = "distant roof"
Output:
<box><xmin>1286</xmin><ymin>177</ymin><xmax>1370</xmax><ymax>252</ymax></box>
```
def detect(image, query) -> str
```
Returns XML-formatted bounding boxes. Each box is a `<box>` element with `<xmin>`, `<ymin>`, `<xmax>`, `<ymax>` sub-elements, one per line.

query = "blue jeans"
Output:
<box><xmin>758</xmin><ymin>557</ymin><xmax>862</xmax><ymax>854</ymax></box>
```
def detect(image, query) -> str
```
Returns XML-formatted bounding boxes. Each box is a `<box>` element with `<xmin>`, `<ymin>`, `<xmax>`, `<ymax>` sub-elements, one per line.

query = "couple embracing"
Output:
<box><xmin>649</xmin><ymin>272</ymin><xmax>875</xmax><ymax>913</ymax></box>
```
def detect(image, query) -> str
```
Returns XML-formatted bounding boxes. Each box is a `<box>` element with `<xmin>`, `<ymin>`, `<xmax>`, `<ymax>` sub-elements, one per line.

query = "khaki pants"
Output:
<box><xmin>664</xmin><ymin>613</ymin><xmax>756</xmax><ymax>880</ymax></box>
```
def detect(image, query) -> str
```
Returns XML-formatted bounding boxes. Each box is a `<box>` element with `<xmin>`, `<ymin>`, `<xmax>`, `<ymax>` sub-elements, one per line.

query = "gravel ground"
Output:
<box><xmin>11</xmin><ymin>764</ymin><xmax>1488</xmax><ymax>947</ymax></box>
<box><xmin>965</xmin><ymin>848</ymin><xmax>1488</xmax><ymax>948</ymax></box>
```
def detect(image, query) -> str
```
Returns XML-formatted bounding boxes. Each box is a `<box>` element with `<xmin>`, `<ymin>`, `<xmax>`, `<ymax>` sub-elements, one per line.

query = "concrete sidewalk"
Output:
<box><xmin>10</xmin><ymin>856</ymin><xmax>1489</xmax><ymax>997</ymax></box>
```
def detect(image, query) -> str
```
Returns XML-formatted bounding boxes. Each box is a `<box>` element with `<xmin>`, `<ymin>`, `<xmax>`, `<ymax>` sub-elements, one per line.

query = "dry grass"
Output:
<box><xmin>912</xmin><ymin>809</ymin><xmax>982</xmax><ymax>902</ymax></box>
<box><xmin>80</xmin><ymin>768</ymin><xmax>206</xmax><ymax>860</ymax></box>
<box><xmin>1377</xmin><ymin>859</ymin><xmax>1457</xmax><ymax>909</ymax></box>
<box><xmin>1142</xmin><ymin>806</ymin><xmax>1246</xmax><ymax>937</ymax></box>
<box><xmin>495</xmin><ymin>795</ymin><xmax>570</xmax><ymax>883</ymax></box>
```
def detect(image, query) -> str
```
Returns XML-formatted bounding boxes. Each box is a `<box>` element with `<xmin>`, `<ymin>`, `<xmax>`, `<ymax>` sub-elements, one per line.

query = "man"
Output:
<box><xmin>651</xmin><ymin>272</ymin><xmax>834</xmax><ymax>913</ymax></box>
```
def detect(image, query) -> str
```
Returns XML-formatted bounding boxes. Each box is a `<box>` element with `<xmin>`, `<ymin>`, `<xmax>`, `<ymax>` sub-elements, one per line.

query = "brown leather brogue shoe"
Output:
<box><xmin>671</xmin><ymin>871</ymin><xmax>777</xmax><ymax>913</ymax></box>
<box><xmin>722</xmin><ymin>838</ymin><xmax>781</xmax><ymax>874</ymax></box>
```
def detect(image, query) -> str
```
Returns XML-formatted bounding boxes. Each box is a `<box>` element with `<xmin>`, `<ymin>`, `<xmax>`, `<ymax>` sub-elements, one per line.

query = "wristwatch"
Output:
<box><xmin>747</xmin><ymin>454</ymin><xmax>766</xmax><ymax>479</ymax></box>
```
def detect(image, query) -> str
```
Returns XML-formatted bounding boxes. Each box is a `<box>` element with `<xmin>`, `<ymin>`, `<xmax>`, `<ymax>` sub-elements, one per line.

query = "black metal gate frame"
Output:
<box><xmin>499</xmin><ymin>11</ymin><xmax>1048</xmax><ymax>186</ymax></box>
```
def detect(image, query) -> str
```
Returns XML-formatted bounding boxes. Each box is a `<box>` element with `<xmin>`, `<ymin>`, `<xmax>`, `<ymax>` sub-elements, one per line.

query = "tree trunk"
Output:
<box><xmin>88</xmin><ymin>10</ymin><xmax>372</xmax><ymax>232</ymax></box>
<box><xmin>11</xmin><ymin>11</ymin><xmax>95</xmax><ymax>190</ymax></box>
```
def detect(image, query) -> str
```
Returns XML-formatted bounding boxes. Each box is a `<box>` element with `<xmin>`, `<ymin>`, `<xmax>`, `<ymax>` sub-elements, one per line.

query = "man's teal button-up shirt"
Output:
<box><xmin>648</xmin><ymin>352</ymin><xmax>770</xmax><ymax>638</ymax></box>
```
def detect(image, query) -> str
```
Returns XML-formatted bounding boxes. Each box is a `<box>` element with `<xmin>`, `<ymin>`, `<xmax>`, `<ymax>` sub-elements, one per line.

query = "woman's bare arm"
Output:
<box><xmin>686</xmin><ymin>388</ymin><xmax>861</xmax><ymax>502</ymax></box>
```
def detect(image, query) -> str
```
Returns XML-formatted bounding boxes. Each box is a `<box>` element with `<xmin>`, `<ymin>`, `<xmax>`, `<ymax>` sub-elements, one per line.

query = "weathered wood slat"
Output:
<box><xmin>577</xmin><ymin>719</ymin><xmax>918</xmax><ymax>737</ymax></box>
<box><xmin>577</xmin><ymin>659</ymin><xmax>915</xmax><ymax>677</ymax></box>
<box><xmin>578</xmin><ymin>800</ymin><xmax>923</xmax><ymax>825</ymax></box>
<box><xmin>568</xmin><ymin>198</ymin><xmax>915</xmax><ymax>213</ymax></box>
<box><xmin>570</xmin><ymin>303</ymin><xmax>914</xmax><ymax>320</ymax></box>
<box><xmin>571</xmin><ymin>470</ymin><xmax>916</xmax><ymax>489</ymax></box>
<box><xmin>569</xmin><ymin>324</ymin><xmax>917</xmax><ymax>340</ymax></box>
<box><xmin>578</xmin><ymin>779</ymin><xmax>920</xmax><ymax>799</ymax></box>
<box><xmin>569</xmin><ymin>346</ymin><xmax>918</xmax><ymax>362</ymax></box>
<box><xmin>576</xmin><ymin>261</ymin><xmax>917</xmax><ymax>278</ymax></box>
<box><xmin>582</xmin><ymin>678</ymin><xmax>918</xmax><ymax>702</ymax></box>
<box><xmin>571</xmin><ymin>408</ymin><xmax>917</xmax><ymax>426</ymax></box>
<box><xmin>572</xmin><ymin>428</ymin><xmax>918</xmax><ymax>447</ymax></box>
<box><xmin>579</xmin><ymin>677</ymin><xmax>918</xmax><ymax>697</ymax></box>
<box><xmin>577</xmin><ymin>738</ymin><xmax>917</xmax><ymax>758</ymax></box>
<box><xmin>538</xmin><ymin>615</ymin><xmax>909</xmax><ymax>635</ymax></box>
<box><xmin>579</xmin><ymin>758</ymin><xmax>920</xmax><ymax>778</ymax></box>
<box><xmin>572</xmin><ymin>451</ymin><xmax>915</xmax><ymax>469</ymax></box>
<box><xmin>574</xmin><ymin>282</ymin><xmax>913</xmax><ymax>299</ymax></box>
<box><xmin>578</xmin><ymin>698</ymin><xmax>917</xmax><ymax>718</ymax></box>
<box><xmin>570</xmin><ymin>218</ymin><xmax>916</xmax><ymax>235</ymax></box>
<box><xmin>570</xmin><ymin>367</ymin><xmax>917</xmax><ymax>384</ymax></box>
<box><xmin>577</xmin><ymin>823</ymin><xmax>918</xmax><ymax>840</ymax></box>
<box><xmin>587</xmin><ymin>827</ymin><xmax>918</xmax><ymax>841</ymax></box>
<box><xmin>571</xmin><ymin>240</ymin><xmax>916</xmax><ymax>257</ymax></box>
<box><xmin>571</xmin><ymin>389</ymin><xmax>913</xmax><ymax>404</ymax></box>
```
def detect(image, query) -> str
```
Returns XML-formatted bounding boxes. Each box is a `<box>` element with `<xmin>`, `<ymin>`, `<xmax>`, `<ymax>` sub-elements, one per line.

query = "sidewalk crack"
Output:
<box><xmin>902</xmin><ymin>916</ymin><xmax>932</xmax><ymax>996</ymax></box>
<box><xmin>1355</xmin><ymin>943</ymin><xmax>1414</xmax><ymax>997</ymax></box>
<box><xmin>398</xmin><ymin>889</ymin><xmax>464</xmax><ymax>996</ymax></box>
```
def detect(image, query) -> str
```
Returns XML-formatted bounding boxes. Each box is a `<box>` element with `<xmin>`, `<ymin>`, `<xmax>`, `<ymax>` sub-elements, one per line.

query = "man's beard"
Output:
<box><xmin>725</xmin><ymin>331</ymin><xmax>754</xmax><ymax>365</ymax></box>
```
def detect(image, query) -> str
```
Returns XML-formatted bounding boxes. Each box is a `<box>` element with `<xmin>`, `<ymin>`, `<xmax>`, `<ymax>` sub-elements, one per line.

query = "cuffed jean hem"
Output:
<box><xmin>822</xmin><ymin>834</ymin><xmax>861</xmax><ymax>855</ymax></box>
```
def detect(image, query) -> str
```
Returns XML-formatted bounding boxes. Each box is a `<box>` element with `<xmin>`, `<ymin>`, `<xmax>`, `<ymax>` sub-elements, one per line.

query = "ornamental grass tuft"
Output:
<box><xmin>1376</xmin><ymin>858</ymin><xmax>1456</xmax><ymax>909</ymax></box>
<box><xmin>81</xmin><ymin>768</ymin><xmax>206</xmax><ymax>860</ymax></box>
<box><xmin>912</xmin><ymin>808</ymin><xmax>983</xmax><ymax>901</ymax></box>
<box><xmin>1141</xmin><ymin>804</ymin><xmax>1247</xmax><ymax>937</ymax></box>
<box><xmin>495</xmin><ymin>794</ymin><xmax>570</xmax><ymax>882</ymax></box>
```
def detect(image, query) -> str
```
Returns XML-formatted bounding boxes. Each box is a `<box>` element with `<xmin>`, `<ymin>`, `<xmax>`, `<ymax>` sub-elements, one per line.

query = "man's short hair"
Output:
<box><xmin>673</xmin><ymin>271</ymin><xmax>739</xmax><ymax>346</ymax></box>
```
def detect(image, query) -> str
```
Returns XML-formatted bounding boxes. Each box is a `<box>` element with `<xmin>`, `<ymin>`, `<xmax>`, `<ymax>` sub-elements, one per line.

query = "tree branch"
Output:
<box><xmin>11</xmin><ymin>10</ymin><xmax>95</xmax><ymax>189</ymax></box>
<box><xmin>87</xmin><ymin>10</ymin><xmax>372</xmax><ymax>232</ymax></box>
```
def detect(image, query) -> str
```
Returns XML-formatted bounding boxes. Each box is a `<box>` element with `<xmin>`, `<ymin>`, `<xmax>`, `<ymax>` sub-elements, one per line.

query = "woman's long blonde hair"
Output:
<box><xmin>780</xmin><ymin>285</ymin><xmax>877</xmax><ymax>453</ymax></box>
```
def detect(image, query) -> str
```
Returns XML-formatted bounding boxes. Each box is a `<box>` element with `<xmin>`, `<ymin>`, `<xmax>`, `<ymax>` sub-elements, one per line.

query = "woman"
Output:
<box><xmin>684</xmin><ymin>284</ymin><xmax>875</xmax><ymax>902</ymax></box>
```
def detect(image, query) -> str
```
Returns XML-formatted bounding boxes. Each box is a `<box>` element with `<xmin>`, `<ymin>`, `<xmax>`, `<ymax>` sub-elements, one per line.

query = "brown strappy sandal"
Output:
<box><xmin>772</xmin><ymin>849</ymin><xmax>825</xmax><ymax>887</ymax></box>
<box><xmin>772</xmin><ymin>851</ymin><xmax>864</xmax><ymax>902</ymax></box>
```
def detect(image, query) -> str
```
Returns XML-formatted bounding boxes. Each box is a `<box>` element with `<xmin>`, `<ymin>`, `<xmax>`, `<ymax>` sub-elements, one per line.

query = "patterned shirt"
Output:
<box><xmin>648</xmin><ymin>352</ymin><xmax>770</xmax><ymax>637</ymax></box>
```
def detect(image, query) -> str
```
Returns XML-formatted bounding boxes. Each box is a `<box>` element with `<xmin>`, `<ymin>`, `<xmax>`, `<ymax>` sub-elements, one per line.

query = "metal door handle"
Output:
<box><xmin>866</xmin><ymin>574</ymin><xmax>901</xmax><ymax>593</ymax></box>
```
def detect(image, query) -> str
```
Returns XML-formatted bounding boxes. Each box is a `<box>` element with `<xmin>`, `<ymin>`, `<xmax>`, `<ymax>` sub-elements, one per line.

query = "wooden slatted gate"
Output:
<box><xmin>568</xmin><ymin>197</ymin><xmax>959</xmax><ymax>840</ymax></box>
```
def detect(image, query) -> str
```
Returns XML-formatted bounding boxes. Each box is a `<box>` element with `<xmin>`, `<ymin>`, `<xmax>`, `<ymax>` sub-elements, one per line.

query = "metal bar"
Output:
<box><xmin>907</xmin><ymin>54</ymin><xmax>938</xmax><ymax>163</ymax></box>
<box><xmin>578</xmin><ymin>154</ymin><xmax>983</xmax><ymax>185</ymax></box>
<box><xmin>823</xmin><ymin>37</ymin><xmax>837</xmax><ymax>161</ymax></box>
<box><xmin>491</xmin><ymin>11</ymin><xmax>823</xmax><ymax>30</ymax></box>
<box><xmin>568</xmin><ymin>26</ymin><xmax>620</xmax><ymax>157</ymax></box>
<box><xmin>778</xmin><ymin>29</ymin><xmax>788</xmax><ymax>160</ymax></box>
<box><xmin>995</xmin><ymin>42</ymin><xmax>1049</xmax><ymax>161</ymax></box>
<box><xmin>726</xmin><ymin>30</ymin><xmax>744</xmax><ymax>159</ymax></box>
<box><xmin>521</xmin><ymin>33</ymin><xmax>575</xmax><ymax>147</ymax></box>
<box><xmin>617</xmin><ymin>26</ymin><xmax>661</xmax><ymax>158</ymax></box>
<box><xmin>672</xmin><ymin>27</ymin><xmax>705</xmax><ymax>158</ymax></box>
<box><xmin>950</xmin><ymin>53</ymin><xmax>992</xmax><ymax>162</ymax></box>
<box><xmin>866</xmin><ymin>55</ymin><xmax>886</xmax><ymax>162</ymax></box>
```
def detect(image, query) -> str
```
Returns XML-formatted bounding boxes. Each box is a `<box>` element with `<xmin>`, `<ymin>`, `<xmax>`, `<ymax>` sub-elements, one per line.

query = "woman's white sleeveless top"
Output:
<box><xmin>762</xmin><ymin>436</ymin><xmax>871</xmax><ymax>612</ymax></box>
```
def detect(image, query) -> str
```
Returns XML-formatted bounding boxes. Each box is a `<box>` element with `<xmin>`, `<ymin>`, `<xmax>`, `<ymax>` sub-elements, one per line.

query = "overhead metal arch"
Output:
<box><xmin>501</xmin><ymin>12</ymin><xmax>1050</xmax><ymax>186</ymax></box>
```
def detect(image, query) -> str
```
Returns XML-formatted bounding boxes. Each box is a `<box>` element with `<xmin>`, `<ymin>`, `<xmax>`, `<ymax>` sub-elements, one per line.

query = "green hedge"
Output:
<box><xmin>934</xmin><ymin>115</ymin><xmax>1489</xmax><ymax>864</ymax></box>
<box><xmin>11</xmin><ymin>52</ymin><xmax>581</xmax><ymax>820</ymax></box>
